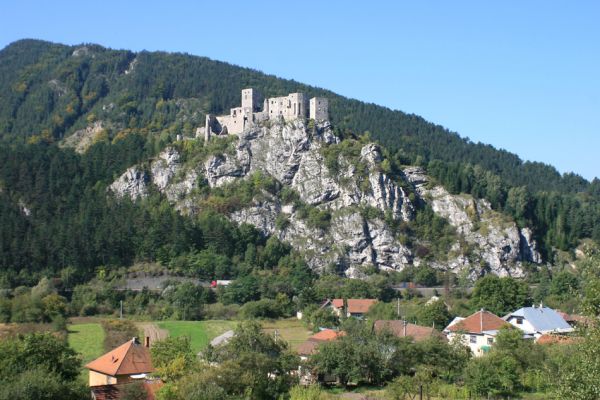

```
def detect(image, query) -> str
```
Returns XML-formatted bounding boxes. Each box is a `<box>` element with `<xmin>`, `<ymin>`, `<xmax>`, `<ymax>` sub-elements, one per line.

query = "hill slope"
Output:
<box><xmin>0</xmin><ymin>39</ymin><xmax>599</xmax><ymax>284</ymax></box>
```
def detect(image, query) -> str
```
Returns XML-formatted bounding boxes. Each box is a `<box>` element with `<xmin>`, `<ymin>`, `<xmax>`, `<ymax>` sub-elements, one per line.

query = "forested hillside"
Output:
<box><xmin>0</xmin><ymin>38</ymin><xmax>599</xmax><ymax>286</ymax></box>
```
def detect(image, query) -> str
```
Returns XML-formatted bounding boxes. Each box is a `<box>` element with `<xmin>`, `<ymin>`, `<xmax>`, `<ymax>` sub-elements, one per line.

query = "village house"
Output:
<box><xmin>297</xmin><ymin>329</ymin><xmax>345</xmax><ymax>361</ymax></box>
<box><xmin>373</xmin><ymin>320</ymin><xmax>446</xmax><ymax>342</ymax></box>
<box><xmin>444</xmin><ymin>309</ymin><xmax>514</xmax><ymax>356</ymax></box>
<box><xmin>505</xmin><ymin>305</ymin><xmax>574</xmax><ymax>339</ymax></box>
<box><xmin>322</xmin><ymin>298</ymin><xmax>378</xmax><ymax>319</ymax></box>
<box><xmin>556</xmin><ymin>310</ymin><xmax>590</xmax><ymax>328</ymax></box>
<box><xmin>297</xmin><ymin>329</ymin><xmax>344</xmax><ymax>384</ymax></box>
<box><xmin>85</xmin><ymin>337</ymin><xmax>162</xmax><ymax>399</ymax></box>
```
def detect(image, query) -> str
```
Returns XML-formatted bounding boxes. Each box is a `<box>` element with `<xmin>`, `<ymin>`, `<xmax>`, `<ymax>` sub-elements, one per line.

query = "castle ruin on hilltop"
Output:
<box><xmin>199</xmin><ymin>88</ymin><xmax>328</xmax><ymax>141</ymax></box>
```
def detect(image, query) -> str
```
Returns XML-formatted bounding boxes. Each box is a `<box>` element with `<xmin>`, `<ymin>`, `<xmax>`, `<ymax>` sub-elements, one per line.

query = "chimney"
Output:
<box><xmin>403</xmin><ymin>320</ymin><xmax>407</xmax><ymax>337</ymax></box>
<box><xmin>145</xmin><ymin>336</ymin><xmax>150</xmax><ymax>348</ymax></box>
<box><xmin>480</xmin><ymin>309</ymin><xmax>484</xmax><ymax>332</ymax></box>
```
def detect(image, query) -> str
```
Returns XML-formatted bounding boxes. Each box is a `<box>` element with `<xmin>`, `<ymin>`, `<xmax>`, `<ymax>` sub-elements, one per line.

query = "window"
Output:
<box><xmin>469</xmin><ymin>335</ymin><xmax>477</xmax><ymax>344</ymax></box>
<box><xmin>487</xmin><ymin>338</ymin><xmax>494</xmax><ymax>345</ymax></box>
<box><xmin>516</xmin><ymin>318</ymin><xmax>523</xmax><ymax>325</ymax></box>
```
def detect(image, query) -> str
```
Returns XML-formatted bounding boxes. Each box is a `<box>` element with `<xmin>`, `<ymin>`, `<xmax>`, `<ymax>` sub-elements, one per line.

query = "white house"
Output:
<box><xmin>505</xmin><ymin>305</ymin><xmax>574</xmax><ymax>339</ymax></box>
<box><xmin>444</xmin><ymin>309</ymin><xmax>512</xmax><ymax>357</ymax></box>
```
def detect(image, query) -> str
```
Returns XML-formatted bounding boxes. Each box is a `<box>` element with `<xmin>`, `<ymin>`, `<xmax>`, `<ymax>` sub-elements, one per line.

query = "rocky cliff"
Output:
<box><xmin>109</xmin><ymin>119</ymin><xmax>540</xmax><ymax>278</ymax></box>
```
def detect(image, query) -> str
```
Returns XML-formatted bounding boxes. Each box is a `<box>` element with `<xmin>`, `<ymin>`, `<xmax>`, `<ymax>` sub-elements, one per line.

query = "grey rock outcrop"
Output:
<box><xmin>403</xmin><ymin>166</ymin><xmax>541</xmax><ymax>277</ymax></box>
<box><xmin>108</xmin><ymin>166</ymin><xmax>149</xmax><ymax>200</ymax></box>
<box><xmin>109</xmin><ymin>120</ymin><xmax>540</xmax><ymax>278</ymax></box>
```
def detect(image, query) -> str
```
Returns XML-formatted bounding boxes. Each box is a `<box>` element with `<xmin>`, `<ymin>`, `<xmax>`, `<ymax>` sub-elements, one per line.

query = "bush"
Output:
<box><xmin>204</xmin><ymin>303</ymin><xmax>239</xmax><ymax>320</ymax></box>
<box><xmin>240</xmin><ymin>298</ymin><xmax>291</xmax><ymax>319</ymax></box>
<box><xmin>101</xmin><ymin>319</ymin><xmax>139</xmax><ymax>351</ymax></box>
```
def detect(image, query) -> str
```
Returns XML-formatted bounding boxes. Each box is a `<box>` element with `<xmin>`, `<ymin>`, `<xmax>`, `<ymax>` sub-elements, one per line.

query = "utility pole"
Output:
<box><xmin>397</xmin><ymin>297</ymin><xmax>400</xmax><ymax>318</ymax></box>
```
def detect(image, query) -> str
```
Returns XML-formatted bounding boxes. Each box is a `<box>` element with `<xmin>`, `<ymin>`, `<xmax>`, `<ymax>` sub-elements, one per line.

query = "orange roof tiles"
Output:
<box><xmin>309</xmin><ymin>329</ymin><xmax>345</xmax><ymax>341</ymax></box>
<box><xmin>331</xmin><ymin>299</ymin><xmax>344</xmax><ymax>309</ymax></box>
<box><xmin>90</xmin><ymin>381</ymin><xmax>163</xmax><ymax>400</ymax></box>
<box><xmin>86</xmin><ymin>338</ymin><xmax>154</xmax><ymax>377</ymax></box>
<box><xmin>331</xmin><ymin>299</ymin><xmax>378</xmax><ymax>314</ymax></box>
<box><xmin>447</xmin><ymin>310</ymin><xmax>509</xmax><ymax>334</ymax></box>
<box><xmin>297</xmin><ymin>329</ymin><xmax>344</xmax><ymax>356</ymax></box>
<box><xmin>374</xmin><ymin>320</ymin><xmax>445</xmax><ymax>342</ymax></box>
<box><xmin>297</xmin><ymin>340</ymin><xmax>320</xmax><ymax>356</ymax></box>
<box><xmin>536</xmin><ymin>334</ymin><xmax>579</xmax><ymax>345</ymax></box>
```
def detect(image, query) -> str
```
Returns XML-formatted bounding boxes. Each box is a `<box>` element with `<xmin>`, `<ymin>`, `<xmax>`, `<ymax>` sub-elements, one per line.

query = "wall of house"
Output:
<box><xmin>447</xmin><ymin>332</ymin><xmax>495</xmax><ymax>357</ymax></box>
<box><xmin>507</xmin><ymin>316</ymin><xmax>535</xmax><ymax>334</ymax></box>
<box><xmin>89</xmin><ymin>370</ymin><xmax>117</xmax><ymax>387</ymax></box>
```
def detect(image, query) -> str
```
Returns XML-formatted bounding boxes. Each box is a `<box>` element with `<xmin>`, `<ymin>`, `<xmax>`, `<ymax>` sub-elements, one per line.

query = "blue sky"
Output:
<box><xmin>2</xmin><ymin>1</ymin><xmax>599</xmax><ymax>180</ymax></box>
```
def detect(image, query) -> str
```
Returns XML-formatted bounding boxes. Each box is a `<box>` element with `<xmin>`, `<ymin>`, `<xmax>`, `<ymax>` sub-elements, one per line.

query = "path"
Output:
<box><xmin>137</xmin><ymin>322</ymin><xmax>169</xmax><ymax>345</ymax></box>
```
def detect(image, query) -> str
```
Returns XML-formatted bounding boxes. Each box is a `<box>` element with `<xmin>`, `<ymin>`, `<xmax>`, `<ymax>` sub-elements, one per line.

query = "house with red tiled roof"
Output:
<box><xmin>90</xmin><ymin>380</ymin><xmax>163</xmax><ymax>400</ymax></box>
<box><xmin>536</xmin><ymin>333</ymin><xmax>579</xmax><ymax>346</ymax></box>
<box><xmin>374</xmin><ymin>320</ymin><xmax>446</xmax><ymax>342</ymax></box>
<box><xmin>297</xmin><ymin>329</ymin><xmax>345</xmax><ymax>360</ymax></box>
<box><xmin>85</xmin><ymin>337</ymin><xmax>154</xmax><ymax>387</ymax></box>
<box><xmin>323</xmin><ymin>298</ymin><xmax>378</xmax><ymax>318</ymax></box>
<box><xmin>444</xmin><ymin>309</ymin><xmax>514</xmax><ymax>356</ymax></box>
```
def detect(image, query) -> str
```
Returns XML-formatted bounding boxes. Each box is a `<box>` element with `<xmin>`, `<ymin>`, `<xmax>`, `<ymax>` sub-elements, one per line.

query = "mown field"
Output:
<box><xmin>67</xmin><ymin>318</ymin><xmax>312</xmax><ymax>358</ymax></box>
<box><xmin>261</xmin><ymin>318</ymin><xmax>312</xmax><ymax>351</ymax></box>
<box><xmin>67</xmin><ymin>322</ymin><xmax>105</xmax><ymax>364</ymax></box>
<box><xmin>157</xmin><ymin>320</ymin><xmax>236</xmax><ymax>353</ymax></box>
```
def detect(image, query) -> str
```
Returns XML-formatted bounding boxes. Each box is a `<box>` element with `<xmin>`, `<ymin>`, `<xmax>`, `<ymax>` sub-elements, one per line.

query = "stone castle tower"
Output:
<box><xmin>200</xmin><ymin>88</ymin><xmax>328</xmax><ymax>140</ymax></box>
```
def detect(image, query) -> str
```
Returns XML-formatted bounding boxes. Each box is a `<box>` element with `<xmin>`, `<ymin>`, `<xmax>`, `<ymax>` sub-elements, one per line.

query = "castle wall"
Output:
<box><xmin>266</xmin><ymin>93</ymin><xmax>308</xmax><ymax>121</ymax></box>
<box><xmin>241</xmin><ymin>88</ymin><xmax>262</xmax><ymax>112</ymax></box>
<box><xmin>204</xmin><ymin>89</ymin><xmax>326</xmax><ymax>141</ymax></box>
<box><xmin>309</xmin><ymin>97</ymin><xmax>328</xmax><ymax>120</ymax></box>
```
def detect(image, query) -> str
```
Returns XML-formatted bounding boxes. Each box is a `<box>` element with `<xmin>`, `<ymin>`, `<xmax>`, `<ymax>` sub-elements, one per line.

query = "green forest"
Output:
<box><xmin>0</xmin><ymin>39</ymin><xmax>598</xmax><ymax>282</ymax></box>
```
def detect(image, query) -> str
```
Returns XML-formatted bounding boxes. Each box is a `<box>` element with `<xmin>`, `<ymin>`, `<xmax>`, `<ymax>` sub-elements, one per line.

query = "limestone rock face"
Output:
<box><xmin>403</xmin><ymin>166</ymin><xmax>541</xmax><ymax>277</ymax></box>
<box><xmin>109</xmin><ymin>120</ymin><xmax>540</xmax><ymax>278</ymax></box>
<box><xmin>151</xmin><ymin>147</ymin><xmax>198</xmax><ymax>203</ymax></box>
<box><xmin>60</xmin><ymin>121</ymin><xmax>106</xmax><ymax>153</ymax></box>
<box><xmin>108</xmin><ymin>166</ymin><xmax>149</xmax><ymax>200</ymax></box>
<box><xmin>208</xmin><ymin>120</ymin><xmax>414</xmax><ymax>273</ymax></box>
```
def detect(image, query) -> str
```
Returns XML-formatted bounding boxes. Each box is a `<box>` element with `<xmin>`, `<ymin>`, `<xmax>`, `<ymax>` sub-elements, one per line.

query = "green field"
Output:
<box><xmin>157</xmin><ymin>320</ymin><xmax>236</xmax><ymax>353</ymax></box>
<box><xmin>261</xmin><ymin>318</ymin><xmax>312</xmax><ymax>351</ymax></box>
<box><xmin>68</xmin><ymin>322</ymin><xmax>105</xmax><ymax>364</ymax></box>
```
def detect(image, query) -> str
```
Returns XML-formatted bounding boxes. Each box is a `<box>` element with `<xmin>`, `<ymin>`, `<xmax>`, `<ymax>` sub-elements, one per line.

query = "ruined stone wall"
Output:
<box><xmin>265</xmin><ymin>93</ymin><xmax>308</xmax><ymax>120</ymax></box>
<box><xmin>241</xmin><ymin>88</ymin><xmax>262</xmax><ymax>112</ymax></box>
<box><xmin>204</xmin><ymin>89</ymin><xmax>326</xmax><ymax>141</ymax></box>
<box><xmin>310</xmin><ymin>97</ymin><xmax>328</xmax><ymax>120</ymax></box>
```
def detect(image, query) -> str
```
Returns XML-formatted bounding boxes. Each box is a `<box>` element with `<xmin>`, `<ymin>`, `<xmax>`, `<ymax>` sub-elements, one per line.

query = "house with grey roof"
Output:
<box><xmin>505</xmin><ymin>305</ymin><xmax>574</xmax><ymax>339</ymax></box>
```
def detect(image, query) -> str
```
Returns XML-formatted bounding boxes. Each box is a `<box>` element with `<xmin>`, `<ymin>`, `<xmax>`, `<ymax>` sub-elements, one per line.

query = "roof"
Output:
<box><xmin>309</xmin><ymin>329</ymin><xmax>345</xmax><ymax>341</ymax></box>
<box><xmin>536</xmin><ymin>333</ymin><xmax>579</xmax><ymax>345</ymax></box>
<box><xmin>209</xmin><ymin>330</ymin><xmax>234</xmax><ymax>347</ymax></box>
<box><xmin>86</xmin><ymin>338</ymin><xmax>154</xmax><ymax>377</ymax></box>
<box><xmin>557</xmin><ymin>311</ymin><xmax>591</xmax><ymax>326</ymax></box>
<box><xmin>446</xmin><ymin>310</ymin><xmax>509</xmax><ymax>334</ymax></box>
<box><xmin>507</xmin><ymin>306</ymin><xmax>573</xmax><ymax>333</ymax></box>
<box><xmin>330</xmin><ymin>299</ymin><xmax>378</xmax><ymax>314</ymax></box>
<box><xmin>91</xmin><ymin>380</ymin><xmax>163</xmax><ymax>400</ymax></box>
<box><xmin>374</xmin><ymin>320</ymin><xmax>444</xmax><ymax>342</ymax></box>
<box><xmin>297</xmin><ymin>340</ymin><xmax>320</xmax><ymax>356</ymax></box>
<box><xmin>297</xmin><ymin>329</ymin><xmax>344</xmax><ymax>356</ymax></box>
<box><xmin>331</xmin><ymin>299</ymin><xmax>344</xmax><ymax>309</ymax></box>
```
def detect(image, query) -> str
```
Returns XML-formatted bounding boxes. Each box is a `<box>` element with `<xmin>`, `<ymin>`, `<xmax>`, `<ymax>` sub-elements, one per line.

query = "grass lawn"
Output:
<box><xmin>261</xmin><ymin>318</ymin><xmax>312</xmax><ymax>351</ymax></box>
<box><xmin>157</xmin><ymin>320</ymin><xmax>235</xmax><ymax>353</ymax></box>
<box><xmin>68</xmin><ymin>323</ymin><xmax>105</xmax><ymax>364</ymax></box>
<box><xmin>156</xmin><ymin>318</ymin><xmax>311</xmax><ymax>353</ymax></box>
